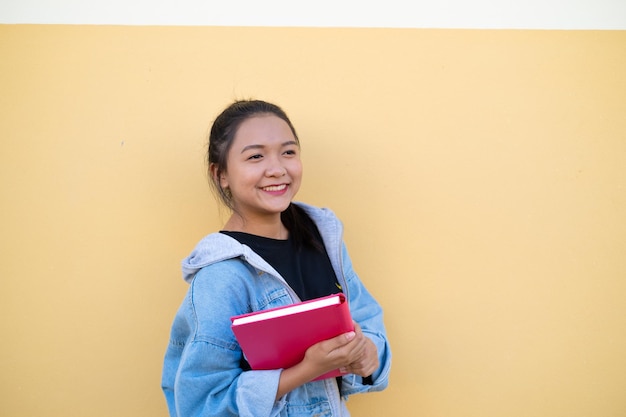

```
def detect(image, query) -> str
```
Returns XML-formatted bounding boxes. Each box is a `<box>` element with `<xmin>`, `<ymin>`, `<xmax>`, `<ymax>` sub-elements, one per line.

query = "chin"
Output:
<box><xmin>270</xmin><ymin>200</ymin><xmax>293</xmax><ymax>214</ymax></box>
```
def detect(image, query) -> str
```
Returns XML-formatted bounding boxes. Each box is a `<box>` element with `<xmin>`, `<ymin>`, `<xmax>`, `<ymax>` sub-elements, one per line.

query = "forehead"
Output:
<box><xmin>232</xmin><ymin>115</ymin><xmax>296</xmax><ymax>147</ymax></box>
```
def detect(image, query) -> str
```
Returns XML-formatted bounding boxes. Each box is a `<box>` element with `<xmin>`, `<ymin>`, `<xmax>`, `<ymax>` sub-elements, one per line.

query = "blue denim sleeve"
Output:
<box><xmin>171</xmin><ymin>342</ymin><xmax>284</xmax><ymax>417</ymax></box>
<box><xmin>338</xmin><ymin>243</ymin><xmax>392</xmax><ymax>396</ymax></box>
<box><xmin>162</xmin><ymin>262</ymin><xmax>287</xmax><ymax>417</ymax></box>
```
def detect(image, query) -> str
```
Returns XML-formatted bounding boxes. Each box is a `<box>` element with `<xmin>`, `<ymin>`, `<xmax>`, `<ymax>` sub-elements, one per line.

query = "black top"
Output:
<box><xmin>221</xmin><ymin>223</ymin><xmax>340</xmax><ymax>301</ymax></box>
<box><xmin>222</xmin><ymin>212</ymin><xmax>371</xmax><ymax>388</ymax></box>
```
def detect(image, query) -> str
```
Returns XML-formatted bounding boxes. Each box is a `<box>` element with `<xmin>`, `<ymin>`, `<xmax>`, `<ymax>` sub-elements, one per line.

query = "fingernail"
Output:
<box><xmin>345</xmin><ymin>331</ymin><xmax>356</xmax><ymax>340</ymax></box>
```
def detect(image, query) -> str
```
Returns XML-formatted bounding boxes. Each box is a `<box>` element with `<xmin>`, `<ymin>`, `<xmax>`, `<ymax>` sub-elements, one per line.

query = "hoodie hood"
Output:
<box><xmin>181</xmin><ymin>202</ymin><xmax>343</xmax><ymax>284</ymax></box>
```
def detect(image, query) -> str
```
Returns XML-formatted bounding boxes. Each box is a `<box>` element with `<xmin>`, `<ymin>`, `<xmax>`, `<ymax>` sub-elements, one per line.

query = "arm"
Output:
<box><xmin>162</xmin><ymin>263</ymin><xmax>285</xmax><ymax>417</ymax></box>
<box><xmin>339</xmin><ymin>243</ymin><xmax>392</xmax><ymax>395</ymax></box>
<box><xmin>277</xmin><ymin>241</ymin><xmax>391</xmax><ymax>400</ymax></box>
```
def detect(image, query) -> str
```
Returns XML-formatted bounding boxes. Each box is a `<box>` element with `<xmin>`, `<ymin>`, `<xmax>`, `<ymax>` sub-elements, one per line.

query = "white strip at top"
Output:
<box><xmin>1</xmin><ymin>0</ymin><xmax>625</xmax><ymax>29</ymax></box>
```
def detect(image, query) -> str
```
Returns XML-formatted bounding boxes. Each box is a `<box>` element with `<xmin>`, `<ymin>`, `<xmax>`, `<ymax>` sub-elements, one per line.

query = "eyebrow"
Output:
<box><xmin>240</xmin><ymin>140</ymin><xmax>299</xmax><ymax>154</ymax></box>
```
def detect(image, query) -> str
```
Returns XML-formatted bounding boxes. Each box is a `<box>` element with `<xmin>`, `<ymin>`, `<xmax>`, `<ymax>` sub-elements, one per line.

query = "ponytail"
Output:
<box><xmin>281</xmin><ymin>204</ymin><xmax>324</xmax><ymax>252</ymax></box>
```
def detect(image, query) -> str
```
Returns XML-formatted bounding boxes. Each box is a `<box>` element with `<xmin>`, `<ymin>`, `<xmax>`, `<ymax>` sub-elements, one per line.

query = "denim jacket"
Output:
<box><xmin>162</xmin><ymin>202</ymin><xmax>391</xmax><ymax>416</ymax></box>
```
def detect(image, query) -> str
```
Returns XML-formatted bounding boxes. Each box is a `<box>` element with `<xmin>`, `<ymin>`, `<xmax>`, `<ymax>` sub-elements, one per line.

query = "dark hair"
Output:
<box><xmin>207</xmin><ymin>99</ymin><xmax>319</xmax><ymax>250</ymax></box>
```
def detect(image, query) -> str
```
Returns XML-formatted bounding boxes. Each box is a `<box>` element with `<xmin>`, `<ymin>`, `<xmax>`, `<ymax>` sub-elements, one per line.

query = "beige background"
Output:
<box><xmin>1</xmin><ymin>25</ymin><xmax>625</xmax><ymax>416</ymax></box>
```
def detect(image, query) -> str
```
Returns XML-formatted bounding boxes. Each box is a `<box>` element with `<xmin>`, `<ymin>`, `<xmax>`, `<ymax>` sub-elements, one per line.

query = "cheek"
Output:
<box><xmin>289</xmin><ymin>160</ymin><xmax>303</xmax><ymax>178</ymax></box>
<box><xmin>223</xmin><ymin>166</ymin><xmax>261</xmax><ymax>191</ymax></box>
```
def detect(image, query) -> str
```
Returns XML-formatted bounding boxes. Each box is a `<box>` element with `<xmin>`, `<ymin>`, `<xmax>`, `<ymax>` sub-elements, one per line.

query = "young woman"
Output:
<box><xmin>162</xmin><ymin>100</ymin><xmax>391</xmax><ymax>416</ymax></box>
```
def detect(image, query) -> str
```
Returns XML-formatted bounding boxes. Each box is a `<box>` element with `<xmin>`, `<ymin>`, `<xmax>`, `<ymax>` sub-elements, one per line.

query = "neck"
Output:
<box><xmin>223</xmin><ymin>213</ymin><xmax>288</xmax><ymax>240</ymax></box>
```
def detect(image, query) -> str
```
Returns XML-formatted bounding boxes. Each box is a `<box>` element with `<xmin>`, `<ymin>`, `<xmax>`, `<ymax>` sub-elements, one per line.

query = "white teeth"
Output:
<box><xmin>263</xmin><ymin>184</ymin><xmax>287</xmax><ymax>192</ymax></box>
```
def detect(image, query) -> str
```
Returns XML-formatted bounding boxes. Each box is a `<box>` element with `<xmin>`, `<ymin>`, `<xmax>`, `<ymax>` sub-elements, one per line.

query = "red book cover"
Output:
<box><xmin>230</xmin><ymin>293</ymin><xmax>354</xmax><ymax>381</ymax></box>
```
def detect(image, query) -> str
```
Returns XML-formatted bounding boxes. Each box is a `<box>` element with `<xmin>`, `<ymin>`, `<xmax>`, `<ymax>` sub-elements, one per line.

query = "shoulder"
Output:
<box><xmin>189</xmin><ymin>259</ymin><xmax>254</xmax><ymax>303</ymax></box>
<box><xmin>181</xmin><ymin>232</ymin><xmax>249</xmax><ymax>282</ymax></box>
<box><xmin>293</xmin><ymin>201</ymin><xmax>342</xmax><ymax>227</ymax></box>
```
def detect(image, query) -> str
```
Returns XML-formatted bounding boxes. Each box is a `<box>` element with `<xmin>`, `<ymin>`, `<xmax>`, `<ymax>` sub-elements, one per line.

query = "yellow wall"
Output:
<box><xmin>1</xmin><ymin>25</ymin><xmax>625</xmax><ymax>416</ymax></box>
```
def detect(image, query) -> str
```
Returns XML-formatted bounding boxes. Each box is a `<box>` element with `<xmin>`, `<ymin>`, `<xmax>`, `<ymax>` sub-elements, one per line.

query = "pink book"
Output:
<box><xmin>230</xmin><ymin>293</ymin><xmax>354</xmax><ymax>381</ymax></box>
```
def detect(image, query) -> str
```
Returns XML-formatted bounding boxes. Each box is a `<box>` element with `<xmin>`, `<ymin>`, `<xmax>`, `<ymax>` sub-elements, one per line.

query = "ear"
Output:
<box><xmin>209</xmin><ymin>163</ymin><xmax>228</xmax><ymax>189</ymax></box>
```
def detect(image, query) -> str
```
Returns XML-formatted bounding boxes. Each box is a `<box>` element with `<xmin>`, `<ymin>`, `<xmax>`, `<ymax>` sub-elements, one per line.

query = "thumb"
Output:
<box><xmin>322</xmin><ymin>331</ymin><xmax>356</xmax><ymax>351</ymax></box>
<box><xmin>343</xmin><ymin>331</ymin><xmax>356</xmax><ymax>341</ymax></box>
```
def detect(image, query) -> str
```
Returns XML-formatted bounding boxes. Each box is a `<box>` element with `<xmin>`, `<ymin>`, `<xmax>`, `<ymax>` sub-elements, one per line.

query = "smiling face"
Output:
<box><xmin>218</xmin><ymin>114</ymin><xmax>303</xmax><ymax>223</ymax></box>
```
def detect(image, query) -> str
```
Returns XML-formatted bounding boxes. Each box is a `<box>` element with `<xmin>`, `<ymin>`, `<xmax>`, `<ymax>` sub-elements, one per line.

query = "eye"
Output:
<box><xmin>283</xmin><ymin>149</ymin><xmax>298</xmax><ymax>156</ymax></box>
<box><xmin>246</xmin><ymin>154</ymin><xmax>263</xmax><ymax>160</ymax></box>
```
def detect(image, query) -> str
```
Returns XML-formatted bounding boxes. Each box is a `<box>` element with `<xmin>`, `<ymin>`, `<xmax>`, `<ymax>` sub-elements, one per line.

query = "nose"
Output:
<box><xmin>265</xmin><ymin>157</ymin><xmax>286</xmax><ymax>177</ymax></box>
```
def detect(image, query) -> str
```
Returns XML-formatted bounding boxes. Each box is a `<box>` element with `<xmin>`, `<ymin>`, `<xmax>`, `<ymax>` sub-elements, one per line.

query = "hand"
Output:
<box><xmin>339</xmin><ymin>322</ymin><xmax>379</xmax><ymax>378</ymax></box>
<box><xmin>276</xmin><ymin>328</ymin><xmax>360</xmax><ymax>398</ymax></box>
<box><xmin>302</xmin><ymin>328</ymin><xmax>362</xmax><ymax>377</ymax></box>
<box><xmin>303</xmin><ymin>322</ymin><xmax>378</xmax><ymax>378</ymax></box>
<box><xmin>276</xmin><ymin>322</ymin><xmax>379</xmax><ymax>399</ymax></box>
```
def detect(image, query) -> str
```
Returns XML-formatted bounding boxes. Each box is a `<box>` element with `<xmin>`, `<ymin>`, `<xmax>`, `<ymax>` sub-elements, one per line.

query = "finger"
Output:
<box><xmin>319</xmin><ymin>331</ymin><xmax>356</xmax><ymax>353</ymax></box>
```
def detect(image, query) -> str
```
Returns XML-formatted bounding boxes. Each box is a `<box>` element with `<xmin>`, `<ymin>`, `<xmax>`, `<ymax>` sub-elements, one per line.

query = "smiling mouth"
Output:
<box><xmin>261</xmin><ymin>184</ymin><xmax>287</xmax><ymax>192</ymax></box>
